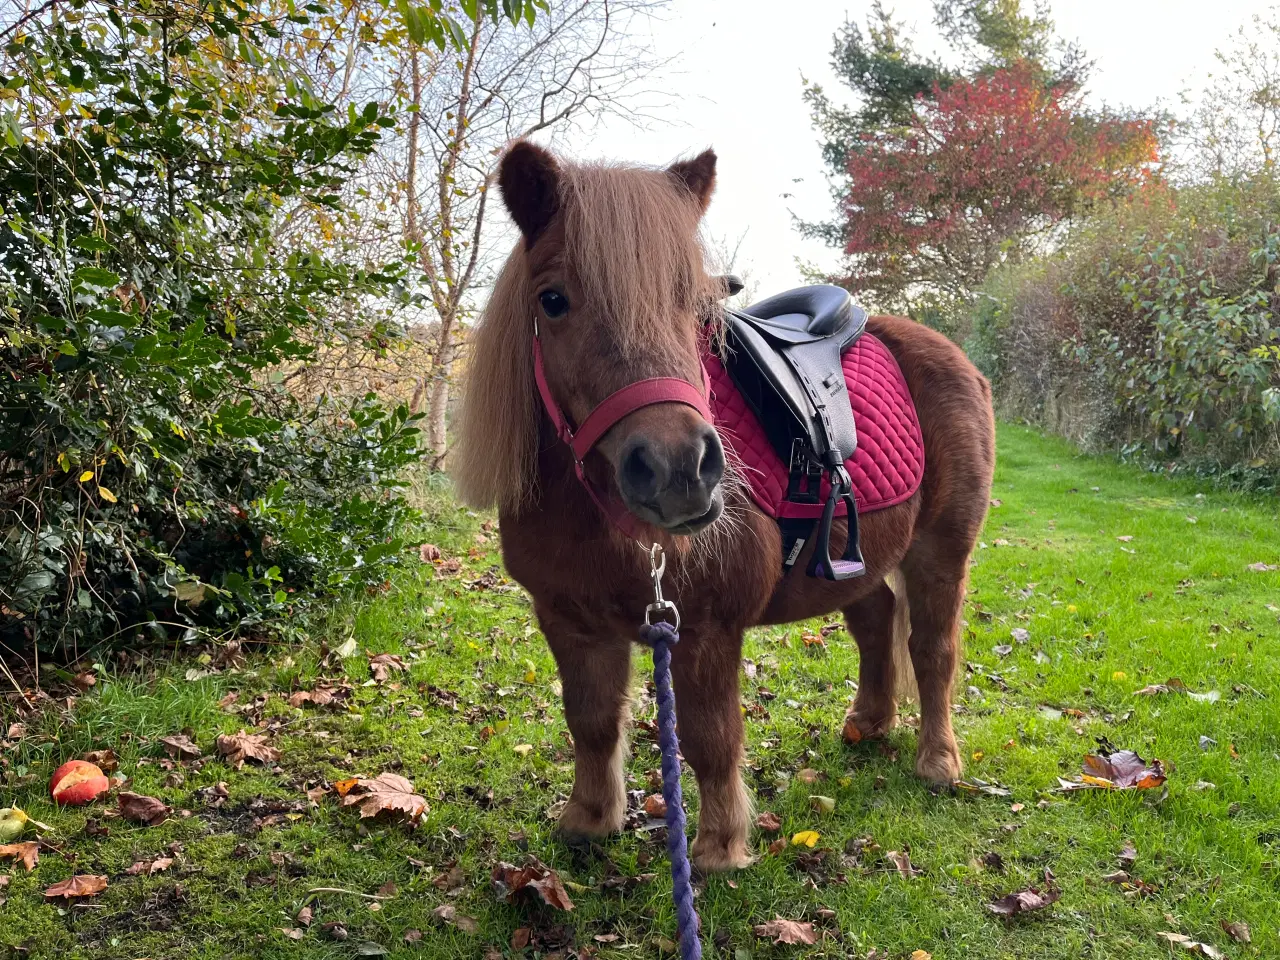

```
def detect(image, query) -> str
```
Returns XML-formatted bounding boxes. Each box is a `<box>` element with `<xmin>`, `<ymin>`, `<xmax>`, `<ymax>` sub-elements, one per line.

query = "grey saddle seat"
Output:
<box><xmin>722</xmin><ymin>284</ymin><xmax>867</xmax><ymax>469</ymax></box>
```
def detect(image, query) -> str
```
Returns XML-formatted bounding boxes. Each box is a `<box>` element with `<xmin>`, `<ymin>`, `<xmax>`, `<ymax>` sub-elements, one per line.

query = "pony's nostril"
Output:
<box><xmin>697</xmin><ymin>426</ymin><xmax>725</xmax><ymax>487</ymax></box>
<box><xmin>620</xmin><ymin>440</ymin><xmax>664</xmax><ymax>500</ymax></box>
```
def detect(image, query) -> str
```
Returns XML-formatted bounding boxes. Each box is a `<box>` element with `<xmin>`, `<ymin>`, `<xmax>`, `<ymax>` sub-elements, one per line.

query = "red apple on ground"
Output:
<box><xmin>49</xmin><ymin>760</ymin><xmax>110</xmax><ymax>806</ymax></box>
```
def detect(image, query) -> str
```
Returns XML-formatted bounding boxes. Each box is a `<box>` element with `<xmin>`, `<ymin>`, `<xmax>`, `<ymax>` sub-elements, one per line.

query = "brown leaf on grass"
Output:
<box><xmin>216</xmin><ymin>730</ymin><xmax>281</xmax><ymax>769</ymax></box>
<box><xmin>160</xmin><ymin>734</ymin><xmax>201</xmax><ymax>761</ymax></box>
<box><xmin>288</xmin><ymin>684</ymin><xmax>352</xmax><ymax>709</ymax></box>
<box><xmin>510</xmin><ymin>928</ymin><xmax>532</xmax><ymax>950</ymax></box>
<box><xmin>296</xmin><ymin>905</ymin><xmax>313</xmax><ymax>927</ymax></box>
<box><xmin>1059</xmin><ymin>743</ymin><xmax>1166</xmax><ymax>791</ymax></box>
<box><xmin>403</xmin><ymin>929</ymin><xmax>422</xmax><ymax>943</ymax></box>
<box><xmin>1118</xmin><ymin>841</ymin><xmax>1137</xmax><ymax>867</ymax></box>
<box><xmin>5</xmin><ymin>722</ymin><xmax>25</xmax><ymax>740</ymax></box>
<box><xmin>491</xmin><ymin>857</ymin><xmax>575</xmax><ymax>911</ymax></box>
<box><xmin>368</xmin><ymin>653</ymin><xmax>407</xmax><ymax>683</ymax></box>
<box><xmin>1246</xmin><ymin>562</ymin><xmax>1277</xmax><ymax>572</ymax></box>
<box><xmin>337</xmin><ymin>773</ymin><xmax>428</xmax><ymax>823</ymax></box>
<box><xmin>419</xmin><ymin>543</ymin><xmax>442</xmax><ymax>563</ymax></box>
<box><xmin>0</xmin><ymin>842</ymin><xmax>38</xmax><ymax>871</ymax></box>
<box><xmin>1220</xmin><ymin>920</ymin><xmax>1250</xmax><ymax>943</ymax></box>
<box><xmin>432</xmin><ymin>904</ymin><xmax>479</xmax><ymax>934</ymax></box>
<box><xmin>756</xmin><ymin>811</ymin><xmax>782</xmax><ymax>833</ymax></box>
<box><xmin>45</xmin><ymin>874</ymin><xmax>108</xmax><ymax>899</ymax></box>
<box><xmin>643</xmin><ymin>794</ymin><xmax>667</xmax><ymax>819</ymax></box>
<box><xmin>432</xmin><ymin>862</ymin><xmax>464</xmax><ymax>890</ymax></box>
<box><xmin>1156</xmin><ymin>933</ymin><xmax>1224</xmax><ymax>957</ymax></box>
<box><xmin>124</xmin><ymin>857</ymin><xmax>174</xmax><ymax>876</ymax></box>
<box><xmin>886</xmin><ymin>850</ymin><xmax>920</xmax><ymax>879</ymax></box>
<box><xmin>82</xmin><ymin>748</ymin><xmax>119</xmax><ymax>773</ymax></box>
<box><xmin>753</xmin><ymin>917</ymin><xmax>818</xmax><ymax>945</ymax></box>
<box><xmin>988</xmin><ymin>885</ymin><xmax>1061</xmax><ymax>917</ymax></box>
<box><xmin>119</xmin><ymin>792</ymin><xmax>173</xmax><ymax>827</ymax></box>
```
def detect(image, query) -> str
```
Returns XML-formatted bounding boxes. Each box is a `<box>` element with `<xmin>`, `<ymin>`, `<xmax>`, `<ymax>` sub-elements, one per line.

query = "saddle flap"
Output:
<box><xmin>719</xmin><ymin>285</ymin><xmax>865</xmax><ymax>467</ymax></box>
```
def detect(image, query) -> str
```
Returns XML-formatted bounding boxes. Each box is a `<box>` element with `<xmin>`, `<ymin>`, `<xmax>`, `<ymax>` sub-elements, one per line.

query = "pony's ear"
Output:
<box><xmin>668</xmin><ymin>149</ymin><xmax>717</xmax><ymax>214</ymax></box>
<box><xmin>499</xmin><ymin>140</ymin><xmax>561</xmax><ymax>245</ymax></box>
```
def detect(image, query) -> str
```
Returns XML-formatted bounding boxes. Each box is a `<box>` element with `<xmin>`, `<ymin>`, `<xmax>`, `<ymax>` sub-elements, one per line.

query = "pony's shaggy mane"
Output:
<box><xmin>452</xmin><ymin>154</ymin><xmax>720</xmax><ymax>513</ymax></box>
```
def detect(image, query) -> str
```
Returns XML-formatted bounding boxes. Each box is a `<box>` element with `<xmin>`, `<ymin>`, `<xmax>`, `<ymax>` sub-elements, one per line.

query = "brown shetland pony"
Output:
<box><xmin>452</xmin><ymin>142</ymin><xmax>995</xmax><ymax>872</ymax></box>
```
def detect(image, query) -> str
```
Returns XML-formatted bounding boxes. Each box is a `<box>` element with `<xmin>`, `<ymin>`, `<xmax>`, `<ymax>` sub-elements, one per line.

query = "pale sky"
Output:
<box><xmin>547</xmin><ymin>0</ymin><xmax>1275</xmax><ymax>297</ymax></box>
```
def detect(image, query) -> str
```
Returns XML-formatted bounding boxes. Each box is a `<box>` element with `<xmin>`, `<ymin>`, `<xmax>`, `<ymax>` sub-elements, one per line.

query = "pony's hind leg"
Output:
<box><xmin>671</xmin><ymin>628</ymin><xmax>753</xmax><ymax>872</ymax></box>
<box><xmin>841</xmin><ymin>579</ymin><xmax>902</xmax><ymax>743</ymax></box>
<box><xmin>900</xmin><ymin>547</ymin><xmax>966</xmax><ymax>783</ymax></box>
<box><xmin>544</xmin><ymin>616</ymin><xmax>632</xmax><ymax>837</ymax></box>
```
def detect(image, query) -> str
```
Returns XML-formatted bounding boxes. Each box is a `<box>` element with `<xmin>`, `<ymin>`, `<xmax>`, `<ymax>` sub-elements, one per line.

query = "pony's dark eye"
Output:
<box><xmin>538</xmin><ymin>289</ymin><xmax>569</xmax><ymax>319</ymax></box>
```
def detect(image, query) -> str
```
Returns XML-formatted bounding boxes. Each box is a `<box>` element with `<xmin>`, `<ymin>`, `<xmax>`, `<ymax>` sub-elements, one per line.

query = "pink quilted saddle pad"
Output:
<box><xmin>704</xmin><ymin>333</ymin><xmax>924</xmax><ymax>520</ymax></box>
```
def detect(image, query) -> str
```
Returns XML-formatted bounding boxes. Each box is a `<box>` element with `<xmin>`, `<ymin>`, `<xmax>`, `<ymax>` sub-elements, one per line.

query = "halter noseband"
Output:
<box><xmin>531</xmin><ymin>325</ymin><xmax>713</xmax><ymax>540</ymax></box>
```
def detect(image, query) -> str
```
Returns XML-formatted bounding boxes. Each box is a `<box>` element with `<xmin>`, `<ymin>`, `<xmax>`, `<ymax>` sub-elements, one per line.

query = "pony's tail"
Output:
<box><xmin>887</xmin><ymin>568</ymin><xmax>918</xmax><ymax>702</ymax></box>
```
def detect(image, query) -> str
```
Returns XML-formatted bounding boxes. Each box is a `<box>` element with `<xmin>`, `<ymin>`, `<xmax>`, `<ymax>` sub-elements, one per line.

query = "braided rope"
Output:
<box><xmin>638</xmin><ymin>619</ymin><xmax>702</xmax><ymax>960</ymax></box>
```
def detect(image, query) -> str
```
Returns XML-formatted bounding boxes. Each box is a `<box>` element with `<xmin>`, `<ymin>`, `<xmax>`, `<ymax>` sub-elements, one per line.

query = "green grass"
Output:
<box><xmin>2</xmin><ymin>423</ymin><xmax>1279</xmax><ymax>959</ymax></box>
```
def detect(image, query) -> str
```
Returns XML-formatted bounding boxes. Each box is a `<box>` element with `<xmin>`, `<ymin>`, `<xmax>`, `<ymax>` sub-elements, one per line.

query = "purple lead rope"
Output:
<box><xmin>637</xmin><ymin>544</ymin><xmax>702</xmax><ymax>960</ymax></box>
<box><xmin>638</xmin><ymin>619</ymin><xmax>701</xmax><ymax>960</ymax></box>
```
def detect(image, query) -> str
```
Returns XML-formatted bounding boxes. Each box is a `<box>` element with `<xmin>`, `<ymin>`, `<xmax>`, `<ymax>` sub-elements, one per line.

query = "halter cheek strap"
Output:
<box><xmin>531</xmin><ymin>332</ymin><xmax>713</xmax><ymax>540</ymax></box>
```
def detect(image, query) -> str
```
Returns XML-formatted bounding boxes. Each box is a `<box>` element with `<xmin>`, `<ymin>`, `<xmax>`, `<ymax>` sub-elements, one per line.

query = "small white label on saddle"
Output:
<box><xmin>785</xmin><ymin>538</ymin><xmax>806</xmax><ymax>566</ymax></box>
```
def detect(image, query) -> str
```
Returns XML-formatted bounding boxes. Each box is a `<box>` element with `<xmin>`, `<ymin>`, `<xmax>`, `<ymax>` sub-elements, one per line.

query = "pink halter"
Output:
<box><xmin>531</xmin><ymin>332</ymin><xmax>713</xmax><ymax>540</ymax></box>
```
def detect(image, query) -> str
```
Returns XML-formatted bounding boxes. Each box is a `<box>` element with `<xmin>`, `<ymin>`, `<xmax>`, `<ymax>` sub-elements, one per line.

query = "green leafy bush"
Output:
<box><xmin>0</xmin><ymin>4</ymin><xmax>424</xmax><ymax>653</ymax></box>
<box><xmin>967</xmin><ymin>179</ymin><xmax>1280</xmax><ymax>479</ymax></box>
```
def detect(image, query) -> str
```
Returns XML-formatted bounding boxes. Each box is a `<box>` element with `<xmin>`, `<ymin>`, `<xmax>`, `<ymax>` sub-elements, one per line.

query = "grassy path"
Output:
<box><xmin>2</xmin><ymin>424</ymin><xmax>1279</xmax><ymax>959</ymax></box>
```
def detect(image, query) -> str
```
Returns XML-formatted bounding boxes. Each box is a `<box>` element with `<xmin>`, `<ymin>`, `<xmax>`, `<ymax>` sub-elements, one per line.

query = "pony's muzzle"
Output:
<box><xmin>616</xmin><ymin>421</ymin><xmax>725</xmax><ymax>533</ymax></box>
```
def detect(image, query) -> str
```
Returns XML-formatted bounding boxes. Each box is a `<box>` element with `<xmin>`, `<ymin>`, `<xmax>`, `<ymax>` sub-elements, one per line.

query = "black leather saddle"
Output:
<box><xmin>718</xmin><ymin>283</ymin><xmax>869</xmax><ymax>581</ymax></box>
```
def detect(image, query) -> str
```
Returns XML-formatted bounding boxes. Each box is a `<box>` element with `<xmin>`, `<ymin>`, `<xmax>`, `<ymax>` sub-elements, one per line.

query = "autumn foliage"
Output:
<box><xmin>840</xmin><ymin>63</ymin><xmax>1160</xmax><ymax>306</ymax></box>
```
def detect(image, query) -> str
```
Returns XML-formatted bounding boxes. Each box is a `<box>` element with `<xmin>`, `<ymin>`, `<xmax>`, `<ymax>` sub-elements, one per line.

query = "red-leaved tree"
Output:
<box><xmin>838</xmin><ymin>62</ymin><xmax>1160</xmax><ymax>310</ymax></box>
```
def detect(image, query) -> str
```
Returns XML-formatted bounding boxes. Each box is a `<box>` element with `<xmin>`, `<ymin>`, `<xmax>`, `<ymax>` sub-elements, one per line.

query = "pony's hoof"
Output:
<box><xmin>841</xmin><ymin>711</ymin><xmax>897</xmax><ymax>744</ymax></box>
<box><xmin>556</xmin><ymin>797</ymin><xmax>624</xmax><ymax>838</ymax></box>
<box><xmin>914</xmin><ymin>741</ymin><xmax>962</xmax><ymax>785</ymax></box>
<box><xmin>691</xmin><ymin>834</ymin><xmax>753</xmax><ymax>873</ymax></box>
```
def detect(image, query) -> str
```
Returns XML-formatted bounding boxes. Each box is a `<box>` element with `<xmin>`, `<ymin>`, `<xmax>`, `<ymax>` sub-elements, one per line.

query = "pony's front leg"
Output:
<box><xmin>544</xmin><ymin>617</ymin><xmax>632</xmax><ymax>838</ymax></box>
<box><xmin>671</xmin><ymin>628</ymin><xmax>753</xmax><ymax>872</ymax></box>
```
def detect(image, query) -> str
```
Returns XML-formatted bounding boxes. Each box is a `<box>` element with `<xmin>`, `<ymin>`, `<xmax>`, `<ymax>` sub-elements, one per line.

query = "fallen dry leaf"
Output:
<box><xmin>756</xmin><ymin>811</ymin><xmax>782</xmax><ymax>832</ymax></box>
<box><xmin>160</xmin><ymin>734</ymin><xmax>201</xmax><ymax>760</ymax></box>
<box><xmin>753</xmin><ymin>917</ymin><xmax>818</xmax><ymax>946</ymax></box>
<box><xmin>118</xmin><ymin>792</ymin><xmax>173</xmax><ymax>827</ymax></box>
<box><xmin>296</xmin><ymin>905</ymin><xmax>313</xmax><ymax>927</ymax></box>
<box><xmin>419</xmin><ymin>543</ymin><xmax>442</xmax><ymax>562</ymax></box>
<box><xmin>124</xmin><ymin>857</ymin><xmax>174</xmax><ymax>876</ymax></box>
<box><xmin>82</xmin><ymin>749</ymin><xmax>119</xmax><ymax>773</ymax></box>
<box><xmin>1220</xmin><ymin>920</ymin><xmax>1250</xmax><ymax>943</ymax></box>
<box><xmin>216</xmin><ymin>730</ymin><xmax>281</xmax><ymax>769</ymax></box>
<box><xmin>643</xmin><ymin>794</ymin><xmax>667</xmax><ymax>819</ymax></box>
<box><xmin>337</xmin><ymin>773</ymin><xmax>428</xmax><ymax>823</ymax></box>
<box><xmin>0</xmin><ymin>842</ymin><xmax>39</xmax><ymax>871</ymax></box>
<box><xmin>1156</xmin><ymin>933</ymin><xmax>1223</xmax><ymax>957</ymax></box>
<box><xmin>45</xmin><ymin>874</ymin><xmax>108</xmax><ymax>899</ymax></box>
<box><xmin>886</xmin><ymin>850</ymin><xmax>920</xmax><ymax>879</ymax></box>
<box><xmin>988</xmin><ymin>885</ymin><xmax>1060</xmax><ymax>917</ymax></box>
<box><xmin>491</xmin><ymin>857</ymin><xmax>575</xmax><ymax>911</ymax></box>
<box><xmin>368</xmin><ymin>653</ymin><xmax>407</xmax><ymax>682</ymax></box>
<box><xmin>288</xmin><ymin>684</ymin><xmax>352</xmax><ymax>709</ymax></box>
<box><xmin>1246</xmin><ymin>562</ymin><xmax>1277</xmax><ymax>572</ymax></box>
<box><xmin>510</xmin><ymin>928</ymin><xmax>532</xmax><ymax>950</ymax></box>
<box><xmin>433</xmin><ymin>904</ymin><xmax>479</xmax><ymax>934</ymax></box>
<box><xmin>1059</xmin><ymin>743</ymin><xmax>1167</xmax><ymax>791</ymax></box>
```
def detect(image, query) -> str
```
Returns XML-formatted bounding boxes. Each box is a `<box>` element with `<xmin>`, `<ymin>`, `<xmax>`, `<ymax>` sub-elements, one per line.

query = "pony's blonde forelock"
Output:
<box><xmin>452</xmin><ymin>151</ymin><xmax>718</xmax><ymax>515</ymax></box>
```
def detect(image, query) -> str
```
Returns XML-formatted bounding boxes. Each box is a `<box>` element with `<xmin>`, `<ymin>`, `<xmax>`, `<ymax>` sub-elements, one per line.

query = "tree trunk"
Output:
<box><xmin>427</xmin><ymin>337</ymin><xmax>455</xmax><ymax>463</ymax></box>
